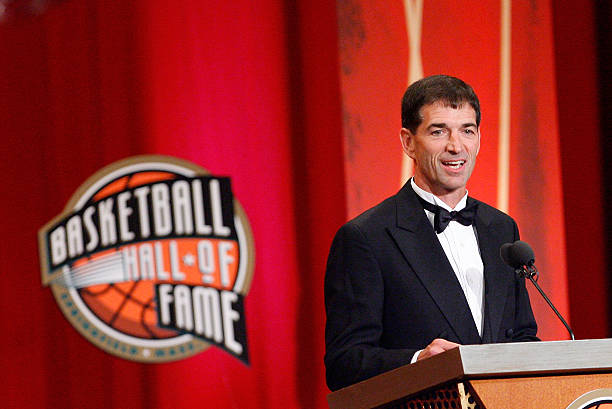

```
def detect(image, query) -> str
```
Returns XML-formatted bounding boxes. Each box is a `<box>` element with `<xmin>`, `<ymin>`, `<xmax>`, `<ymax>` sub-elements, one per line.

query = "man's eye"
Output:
<box><xmin>431</xmin><ymin>129</ymin><xmax>443</xmax><ymax>136</ymax></box>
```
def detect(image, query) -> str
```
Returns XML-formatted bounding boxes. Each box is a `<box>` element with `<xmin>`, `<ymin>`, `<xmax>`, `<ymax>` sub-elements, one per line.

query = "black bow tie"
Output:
<box><xmin>417</xmin><ymin>197</ymin><xmax>478</xmax><ymax>233</ymax></box>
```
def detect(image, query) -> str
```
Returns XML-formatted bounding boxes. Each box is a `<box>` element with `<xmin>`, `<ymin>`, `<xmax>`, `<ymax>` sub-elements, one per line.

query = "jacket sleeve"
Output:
<box><xmin>324</xmin><ymin>222</ymin><xmax>416</xmax><ymax>391</ymax></box>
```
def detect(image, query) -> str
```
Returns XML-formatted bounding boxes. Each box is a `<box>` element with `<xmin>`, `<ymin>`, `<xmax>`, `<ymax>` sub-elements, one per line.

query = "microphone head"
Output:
<box><xmin>499</xmin><ymin>240</ymin><xmax>535</xmax><ymax>268</ymax></box>
<box><xmin>511</xmin><ymin>240</ymin><xmax>535</xmax><ymax>266</ymax></box>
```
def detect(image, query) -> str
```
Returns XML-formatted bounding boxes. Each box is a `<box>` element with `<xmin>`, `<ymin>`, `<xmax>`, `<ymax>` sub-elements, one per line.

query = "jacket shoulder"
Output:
<box><xmin>343</xmin><ymin>193</ymin><xmax>398</xmax><ymax>233</ymax></box>
<box><xmin>471</xmin><ymin>197</ymin><xmax>518</xmax><ymax>229</ymax></box>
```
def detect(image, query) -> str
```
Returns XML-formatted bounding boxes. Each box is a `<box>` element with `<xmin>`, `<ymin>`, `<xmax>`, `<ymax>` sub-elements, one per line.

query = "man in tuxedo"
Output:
<box><xmin>324</xmin><ymin>75</ymin><xmax>539</xmax><ymax>391</ymax></box>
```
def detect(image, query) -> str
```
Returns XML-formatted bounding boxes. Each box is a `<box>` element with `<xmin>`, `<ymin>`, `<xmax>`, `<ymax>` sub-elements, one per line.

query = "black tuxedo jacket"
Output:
<box><xmin>324</xmin><ymin>183</ymin><xmax>539</xmax><ymax>391</ymax></box>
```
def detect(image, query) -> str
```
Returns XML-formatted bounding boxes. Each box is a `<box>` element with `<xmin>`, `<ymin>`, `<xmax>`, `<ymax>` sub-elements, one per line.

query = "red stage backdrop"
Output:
<box><xmin>0</xmin><ymin>1</ymin><xmax>607</xmax><ymax>408</ymax></box>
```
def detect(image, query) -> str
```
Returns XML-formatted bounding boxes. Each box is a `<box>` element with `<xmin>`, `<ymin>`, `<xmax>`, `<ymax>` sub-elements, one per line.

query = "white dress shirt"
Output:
<box><xmin>409</xmin><ymin>179</ymin><xmax>484</xmax><ymax>362</ymax></box>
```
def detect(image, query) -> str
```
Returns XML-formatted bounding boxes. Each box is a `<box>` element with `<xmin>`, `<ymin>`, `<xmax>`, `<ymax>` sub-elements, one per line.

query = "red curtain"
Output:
<box><xmin>507</xmin><ymin>0</ymin><xmax>568</xmax><ymax>340</ymax></box>
<box><xmin>0</xmin><ymin>1</ymin><xmax>341</xmax><ymax>408</ymax></box>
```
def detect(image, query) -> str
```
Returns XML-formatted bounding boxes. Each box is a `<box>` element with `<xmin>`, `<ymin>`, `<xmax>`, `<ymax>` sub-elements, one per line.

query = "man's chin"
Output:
<box><xmin>435</xmin><ymin>180</ymin><xmax>468</xmax><ymax>196</ymax></box>
<box><xmin>438</xmin><ymin>175</ymin><xmax>468</xmax><ymax>190</ymax></box>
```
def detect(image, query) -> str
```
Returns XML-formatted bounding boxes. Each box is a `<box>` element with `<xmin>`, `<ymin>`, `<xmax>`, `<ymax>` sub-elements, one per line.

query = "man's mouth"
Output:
<box><xmin>441</xmin><ymin>160</ymin><xmax>466</xmax><ymax>170</ymax></box>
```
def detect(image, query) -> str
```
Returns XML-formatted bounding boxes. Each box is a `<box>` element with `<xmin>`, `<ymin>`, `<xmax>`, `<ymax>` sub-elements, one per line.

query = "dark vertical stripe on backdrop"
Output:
<box><xmin>595</xmin><ymin>1</ymin><xmax>612</xmax><ymax>337</ymax></box>
<box><xmin>553</xmin><ymin>1</ymin><xmax>608</xmax><ymax>339</ymax></box>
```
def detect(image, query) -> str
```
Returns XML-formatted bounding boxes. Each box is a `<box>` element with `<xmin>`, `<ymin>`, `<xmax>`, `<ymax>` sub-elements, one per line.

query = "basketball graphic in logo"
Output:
<box><xmin>38</xmin><ymin>156</ymin><xmax>254</xmax><ymax>363</ymax></box>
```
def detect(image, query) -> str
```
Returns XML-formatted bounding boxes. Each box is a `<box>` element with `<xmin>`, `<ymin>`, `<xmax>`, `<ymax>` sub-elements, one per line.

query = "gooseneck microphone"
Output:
<box><xmin>500</xmin><ymin>240</ymin><xmax>575</xmax><ymax>341</ymax></box>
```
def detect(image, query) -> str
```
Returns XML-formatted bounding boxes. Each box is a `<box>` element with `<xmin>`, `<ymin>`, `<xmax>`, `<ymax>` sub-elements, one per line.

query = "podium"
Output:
<box><xmin>327</xmin><ymin>339</ymin><xmax>612</xmax><ymax>409</ymax></box>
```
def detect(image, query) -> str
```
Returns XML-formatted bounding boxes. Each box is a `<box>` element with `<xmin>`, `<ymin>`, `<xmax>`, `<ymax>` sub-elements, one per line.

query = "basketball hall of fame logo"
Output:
<box><xmin>38</xmin><ymin>156</ymin><xmax>255</xmax><ymax>363</ymax></box>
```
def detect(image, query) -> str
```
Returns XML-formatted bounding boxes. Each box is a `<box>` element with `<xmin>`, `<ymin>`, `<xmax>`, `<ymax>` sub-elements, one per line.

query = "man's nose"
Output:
<box><xmin>446</xmin><ymin>131</ymin><xmax>463</xmax><ymax>153</ymax></box>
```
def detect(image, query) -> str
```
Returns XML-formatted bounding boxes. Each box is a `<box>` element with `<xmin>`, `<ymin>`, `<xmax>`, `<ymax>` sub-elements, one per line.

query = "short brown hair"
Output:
<box><xmin>401</xmin><ymin>75</ymin><xmax>481</xmax><ymax>132</ymax></box>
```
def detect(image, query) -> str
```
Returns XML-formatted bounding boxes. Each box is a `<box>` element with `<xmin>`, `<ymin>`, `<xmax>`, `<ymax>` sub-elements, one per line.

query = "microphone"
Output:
<box><xmin>500</xmin><ymin>241</ymin><xmax>534</xmax><ymax>269</ymax></box>
<box><xmin>500</xmin><ymin>240</ymin><xmax>575</xmax><ymax>341</ymax></box>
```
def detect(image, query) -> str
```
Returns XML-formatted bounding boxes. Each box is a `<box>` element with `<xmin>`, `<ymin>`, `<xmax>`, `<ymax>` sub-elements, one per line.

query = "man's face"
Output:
<box><xmin>400</xmin><ymin>101</ymin><xmax>480</xmax><ymax>204</ymax></box>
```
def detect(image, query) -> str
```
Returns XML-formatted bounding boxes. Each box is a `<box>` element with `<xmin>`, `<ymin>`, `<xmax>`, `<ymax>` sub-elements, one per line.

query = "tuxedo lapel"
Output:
<box><xmin>388</xmin><ymin>184</ymin><xmax>481</xmax><ymax>345</ymax></box>
<box><xmin>474</xmin><ymin>202</ymin><xmax>512</xmax><ymax>344</ymax></box>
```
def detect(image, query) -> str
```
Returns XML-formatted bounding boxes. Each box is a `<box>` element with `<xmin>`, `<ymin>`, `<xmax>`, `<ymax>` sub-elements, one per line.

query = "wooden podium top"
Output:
<box><xmin>327</xmin><ymin>339</ymin><xmax>612</xmax><ymax>409</ymax></box>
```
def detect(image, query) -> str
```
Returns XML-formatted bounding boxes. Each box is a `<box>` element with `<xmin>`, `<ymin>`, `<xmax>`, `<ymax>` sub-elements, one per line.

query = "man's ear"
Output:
<box><xmin>400</xmin><ymin>128</ymin><xmax>416</xmax><ymax>159</ymax></box>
